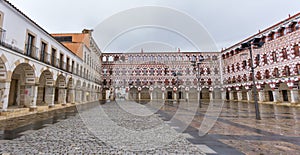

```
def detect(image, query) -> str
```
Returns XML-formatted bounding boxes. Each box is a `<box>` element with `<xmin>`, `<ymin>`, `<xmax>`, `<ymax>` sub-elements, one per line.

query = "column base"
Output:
<box><xmin>62</xmin><ymin>103</ymin><xmax>67</xmax><ymax>106</ymax></box>
<box><xmin>48</xmin><ymin>105</ymin><xmax>55</xmax><ymax>108</ymax></box>
<box><xmin>29</xmin><ymin>106</ymin><xmax>37</xmax><ymax>112</ymax></box>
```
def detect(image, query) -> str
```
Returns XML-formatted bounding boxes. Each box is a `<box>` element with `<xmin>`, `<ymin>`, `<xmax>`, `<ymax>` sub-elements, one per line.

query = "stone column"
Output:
<box><xmin>237</xmin><ymin>91</ymin><xmax>243</xmax><ymax>101</ymax></box>
<box><xmin>174</xmin><ymin>92</ymin><xmax>177</xmax><ymax>101</ymax></box>
<box><xmin>258</xmin><ymin>91</ymin><xmax>265</xmax><ymax>102</ymax></box>
<box><xmin>59</xmin><ymin>87</ymin><xmax>67</xmax><ymax>105</ymax></box>
<box><xmin>221</xmin><ymin>91</ymin><xmax>226</xmax><ymax>100</ymax></box>
<box><xmin>229</xmin><ymin>92</ymin><xmax>234</xmax><ymax>100</ymax></box>
<box><xmin>30</xmin><ymin>84</ymin><xmax>39</xmax><ymax>111</ymax></box>
<box><xmin>209</xmin><ymin>92</ymin><xmax>213</xmax><ymax>101</ymax></box>
<box><xmin>150</xmin><ymin>91</ymin><xmax>153</xmax><ymax>101</ymax></box>
<box><xmin>186</xmin><ymin>91</ymin><xmax>189</xmax><ymax>101</ymax></box>
<box><xmin>162</xmin><ymin>91</ymin><xmax>165</xmax><ymax>100</ymax></box>
<box><xmin>69</xmin><ymin>88</ymin><xmax>75</xmax><ymax>104</ymax></box>
<box><xmin>47</xmin><ymin>86</ymin><xmax>55</xmax><ymax>108</ymax></box>
<box><xmin>1</xmin><ymin>81</ymin><xmax>11</xmax><ymax>111</ymax></box>
<box><xmin>138</xmin><ymin>91</ymin><xmax>141</xmax><ymax>101</ymax></box>
<box><xmin>290</xmin><ymin>89</ymin><xmax>299</xmax><ymax>104</ymax></box>
<box><xmin>247</xmin><ymin>91</ymin><xmax>252</xmax><ymax>101</ymax></box>
<box><xmin>272</xmin><ymin>89</ymin><xmax>280</xmax><ymax>103</ymax></box>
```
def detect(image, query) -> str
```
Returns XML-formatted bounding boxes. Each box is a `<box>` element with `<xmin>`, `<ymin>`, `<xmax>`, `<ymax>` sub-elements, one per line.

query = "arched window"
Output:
<box><xmin>265</xmin><ymin>70</ymin><xmax>270</xmax><ymax>79</ymax></box>
<box><xmin>273</xmin><ymin>68</ymin><xmax>279</xmax><ymax>78</ymax></box>
<box><xmin>297</xmin><ymin>64</ymin><xmax>300</xmax><ymax>75</ymax></box>
<box><xmin>272</xmin><ymin>52</ymin><xmax>277</xmax><ymax>63</ymax></box>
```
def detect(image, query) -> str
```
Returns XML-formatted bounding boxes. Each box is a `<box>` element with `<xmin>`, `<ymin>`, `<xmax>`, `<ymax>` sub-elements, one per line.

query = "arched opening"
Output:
<box><xmin>129</xmin><ymin>87</ymin><xmax>138</xmax><ymax>101</ymax></box>
<box><xmin>264</xmin><ymin>84</ymin><xmax>273</xmax><ymax>102</ymax></box>
<box><xmin>241</xmin><ymin>86</ymin><xmax>247</xmax><ymax>100</ymax></box>
<box><xmin>37</xmin><ymin>70</ymin><xmax>54</xmax><ymax>106</ymax></box>
<box><xmin>140</xmin><ymin>88</ymin><xmax>150</xmax><ymax>104</ymax></box>
<box><xmin>8</xmin><ymin>63</ymin><xmax>36</xmax><ymax>108</ymax></box>
<box><xmin>201</xmin><ymin>88</ymin><xmax>210</xmax><ymax>100</ymax></box>
<box><xmin>54</xmin><ymin>74</ymin><xmax>66</xmax><ymax>104</ymax></box>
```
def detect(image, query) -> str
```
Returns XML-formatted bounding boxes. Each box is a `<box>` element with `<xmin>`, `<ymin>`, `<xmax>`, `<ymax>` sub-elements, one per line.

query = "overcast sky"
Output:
<box><xmin>7</xmin><ymin>0</ymin><xmax>300</xmax><ymax>52</ymax></box>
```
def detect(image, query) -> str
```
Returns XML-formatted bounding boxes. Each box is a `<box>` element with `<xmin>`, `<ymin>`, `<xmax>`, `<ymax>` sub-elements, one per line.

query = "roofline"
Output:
<box><xmin>102</xmin><ymin>51</ymin><xmax>220</xmax><ymax>55</ymax></box>
<box><xmin>222</xmin><ymin>12</ymin><xmax>300</xmax><ymax>53</ymax></box>
<box><xmin>3</xmin><ymin>0</ymin><xmax>83</xmax><ymax>60</ymax></box>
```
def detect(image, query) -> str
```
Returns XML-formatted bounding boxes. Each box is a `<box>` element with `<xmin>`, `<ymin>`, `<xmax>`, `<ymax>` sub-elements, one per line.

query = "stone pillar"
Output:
<box><xmin>1</xmin><ymin>81</ymin><xmax>11</xmax><ymax>111</ymax></box>
<box><xmin>59</xmin><ymin>88</ymin><xmax>67</xmax><ymax>105</ymax></box>
<box><xmin>258</xmin><ymin>91</ymin><xmax>265</xmax><ymax>102</ymax></box>
<box><xmin>69</xmin><ymin>88</ymin><xmax>75</xmax><ymax>104</ymax></box>
<box><xmin>229</xmin><ymin>92</ymin><xmax>234</xmax><ymax>100</ymax></box>
<box><xmin>174</xmin><ymin>92</ymin><xmax>177</xmax><ymax>101</ymax></box>
<box><xmin>209</xmin><ymin>92</ymin><xmax>213</xmax><ymax>100</ymax></box>
<box><xmin>162</xmin><ymin>92</ymin><xmax>165</xmax><ymax>100</ymax></box>
<box><xmin>221</xmin><ymin>91</ymin><xmax>226</xmax><ymax>100</ymax></box>
<box><xmin>47</xmin><ymin>86</ymin><xmax>55</xmax><ymax>108</ymax></box>
<box><xmin>150</xmin><ymin>91</ymin><xmax>153</xmax><ymax>101</ymax></box>
<box><xmin>138</xmin><ymin>92</ymin><xmax>141</xmax><ymax>100</ymax></box>
<box><xmin>237</xmin><ymin>91</ymin><xmax>243</xmax><ymax>101</ymax></box>
<box><xmin>272</xmin><ymin>89</ymin><xmax>280</xmax><ymax>103</ymax></box>
<box><xmin>30</xmin><ymin>84</ymin><xmax>39</xmax><ymax>111</ymax></box>
<box><xmin>247</xmin><ymin>91</ymin><xmax>252</xmax><ymax>101</ymax></box>
<box><xmin>290</xmin><ymin>89</ymin><xmax>299</xmax><ymax>103</ymax></box>
<box><xmin>186</xmin><ymin>91</ymin><xmax>189</xmax><ymax>101</ymax></box>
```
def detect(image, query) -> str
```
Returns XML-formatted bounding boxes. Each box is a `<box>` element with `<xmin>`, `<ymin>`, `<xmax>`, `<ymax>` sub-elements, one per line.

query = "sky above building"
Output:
<box><xmin>7</xmin><ymin>0</ymin><xmax>300</xmax><ymax>52</ymax></box>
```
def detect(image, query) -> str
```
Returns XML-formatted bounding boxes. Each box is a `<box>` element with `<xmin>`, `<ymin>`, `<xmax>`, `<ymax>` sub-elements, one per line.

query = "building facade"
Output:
<box><xmin>101</xmin><ymin>52</ymin><xmax>222</xmax><ymax>102</ymax></box>
<box><xmin>221</xmin><ymin>13</ymin><xmax>300</xmax><ymax>104</ymax></box>
<box><xmin>0</xmin><ymin>0</ymin><xmax>101</xmax><ymax>111</ymax></box>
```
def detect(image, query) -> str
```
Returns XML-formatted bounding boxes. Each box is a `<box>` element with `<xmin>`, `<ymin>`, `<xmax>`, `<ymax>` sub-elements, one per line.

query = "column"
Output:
<box><xmin>186</xmin><ymin>91</ymin><xmax>189</xmax><ymax>101</ymax></box>
<box><xmin>174</xmin><ymin>92</ymin><xmax>177</xmax><ymax>101</ymax></box>
<box><xmin>221</xmin><ymin>91</ymin><xmax>226</xmax><ymax>100</ymax></box>
<box><xmin>138</xmin><ymin>91</ymin><xmax>141</xmax><ymax>101</ymax></box>
<box><xmin>290</xmin><ymin>89</ymin><xmax>299</xmax><ymax>103</ymax></box>
<box><xmin>59</xmin><ymin>87</ymin><xmax>67</xmax><ymax>105</ymax></box>
<box><xmin>272</xmin><ymin>89</ymin><xmax>280</xmax><ymax>103</ymax></box>
<box><xmin>237</xmin><ymin>91</ymin><xmax>243</xmax><ymax>101</ymax></box>
<box><xmin>229</xmin><ymin>92</ymin><xmax>234</xmax><ymax>100</ymax></box>
<box><xmin>69</xmin><ymin>88</ymin><xmax>75</xmax><ymax>104</ymax></box>
<box><xmin>162</xmin><ymin>91</ymin><xmax>165</xmax><ymax>100</ymax></box>
<box><xmin>47</xmin><ymin>86</ymin><xmax>55</xmax><ymax>108</ymax></box>
<box><xmin>209</xmin><ymin>92</ymin><xmax>213</xmax><ymax>100</ymax></box>
<box><xmin>247</xmin><ymin>90</ymin><xmax>252</xmax><ymax>101</ymax></box>
<box><xmin>150</xmin><ymin>91</ymin><xmax>153</xmax><ymax>101</ymax></box>
<box><xmin>1</xmin><ymin>81</ymin><xmax>11</xmax><ymax>111</ymax></box>
<box><xmin>30</xmin><ymin>84</ymin><xmax>38</xmax><ymax>111</ymax></box>
<box><xmin>258</xmin><ymin>91</ymin><xmax>265</xmax><ymax>102</ymax></box>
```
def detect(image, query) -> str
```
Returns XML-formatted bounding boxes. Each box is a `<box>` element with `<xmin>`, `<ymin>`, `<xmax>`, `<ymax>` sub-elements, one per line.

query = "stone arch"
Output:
<box><xmin>8</xmin><ymin>63</ymin><xmax>36</xmax><ymax>108</ymax></box>
<box><xmin>37</xmin><ymin>69</ymin><xmax>54</xmax><ymax>106</ymax></box>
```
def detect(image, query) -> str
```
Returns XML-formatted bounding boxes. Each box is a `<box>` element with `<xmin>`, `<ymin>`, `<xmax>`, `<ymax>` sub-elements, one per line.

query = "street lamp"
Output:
<box><xmin>241</xmin><ymin>38</ymin><xmax>265</xmax><ymax>120</ymax></box>
<box><xmin>191</xmin><ymin>55</ymin><xmax>205</xmax><ymax>108</ymax></box>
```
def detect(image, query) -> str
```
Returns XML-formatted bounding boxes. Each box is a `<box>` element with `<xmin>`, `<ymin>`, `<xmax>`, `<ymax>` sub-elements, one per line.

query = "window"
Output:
<box><xmin>51</xmin><ymin>48</ymin><xmax>56</xmax><ymax>66</ymax></box>
<box><xmin>40</xmin><ymin>42</ymin><xmax>47</xmax><ymax>62</ymax></box>
<box><xmin>273</xmin><ymin>68</ymin><xmax>279</xmax><ymax>78</ymax></box>
<box><xmin>282</xmin><ymin>48</ymin><xmax>288</xmax><ymax>59</ymax></box>
<box><xmin>263</xmin><ymin>54</ymin><xmax>268</xmax><ymax>65</ymax></box>
<box><xmin>242</xmin><ymin>60</ymin><xmax>247</xmax><ymax>69</ymax></box>
<box><xmin>297</xmin><ymin>64</ymin><xmax>300</xmax><ymax>75</ymax></box>
<box><xmin>26</xmin><ymin>33</ymin><xmax>35</xmax><ymax>56</ymax></box>
<box><xmin>272</xmin><ymin>52</ymin><xmax>277</xmax><ymax>63</ymax></box>
<box><xmin>294</xmin><ymin>44</ymin><xmax>300</xmax><ymax>57</ymax></box>
<box><xmin>284</xmin><ymin>66</ymin><xmax>290</xmax><ymax>76</ymax></box>
<box><xmin>76</xmin><ymin>64</ymin><xmax>79</xmax><ymax>74</ymax></box>
<box><xmin>60</xmin><ymin>53</ymin><xmax>64</xmax><ymax>69</ymax></box>
<box><xmin>66</xmin><ymin>57</ymin><xmax>70</xmax><ymax>71</ymax></box>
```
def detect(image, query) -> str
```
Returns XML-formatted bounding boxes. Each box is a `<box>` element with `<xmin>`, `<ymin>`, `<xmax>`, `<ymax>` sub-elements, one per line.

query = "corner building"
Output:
<box><xmin>0</xmin><ymin>0</ymin><xmax>101</xmax><ymax>111</ymax></box>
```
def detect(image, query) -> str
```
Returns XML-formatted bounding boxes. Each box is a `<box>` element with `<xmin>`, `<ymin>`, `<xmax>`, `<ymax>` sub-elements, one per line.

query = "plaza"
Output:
<box><xmin>0</xmin><ymin>0</ymin><xmax>300</xmax><ymax>154</ymax></box>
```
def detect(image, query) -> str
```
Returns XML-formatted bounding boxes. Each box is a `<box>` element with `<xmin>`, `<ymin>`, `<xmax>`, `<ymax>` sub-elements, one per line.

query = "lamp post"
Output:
<box><xmin>241</xmin><ymin>38</ymin><xmax>265</xmax><ymax>120</ymax></box>
<box><xmin>191</xmin><ymin>55</ymin><xmax>205</xmax><ymax>108</ymax></box>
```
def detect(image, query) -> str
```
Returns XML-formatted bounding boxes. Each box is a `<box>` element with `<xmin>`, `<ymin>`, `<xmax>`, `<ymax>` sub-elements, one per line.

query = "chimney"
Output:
<box><xmin>82</xmin><ymin>29</ymin><xmax>93</xmax><ymax>35</ymax></box>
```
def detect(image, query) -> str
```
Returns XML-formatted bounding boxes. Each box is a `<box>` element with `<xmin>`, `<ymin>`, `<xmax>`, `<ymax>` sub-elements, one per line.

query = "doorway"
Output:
<box><xmin>167</xmin><ymin>91</ymin><xmax>172</xmax><ymax>99</ymax></box>
<box><xmin>282</xmin><ymin>90</ymin><xmax>289</xmax><ymax>102</ymax></box>
<box><xmin>268</xmin><ymin>91</ymin><xmax>274</xmax><ymax>101</ymax></box>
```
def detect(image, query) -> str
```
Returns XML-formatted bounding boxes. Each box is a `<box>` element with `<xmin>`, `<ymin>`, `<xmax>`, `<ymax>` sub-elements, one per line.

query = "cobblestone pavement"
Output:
<box><xmin>157</xmin><ymin>100</ymin><xmax>300</xmax><ymax>155</ymax></box>
<box><xmin>0</xmin><ymin>101</ymin><xmax>205</xmax><ymax>154</ymax></box>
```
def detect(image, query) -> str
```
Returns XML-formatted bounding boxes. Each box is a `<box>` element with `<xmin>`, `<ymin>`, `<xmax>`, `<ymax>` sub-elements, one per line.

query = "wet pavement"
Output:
<box><xmin>156</xmin><ymin>100</ymin><xmax>300</xmax><ymax>154</ymax></box>
<box><xmin>0</xmin><ymin>100</ymin><xmax>299</xmax><ymax>154</ymax></box>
